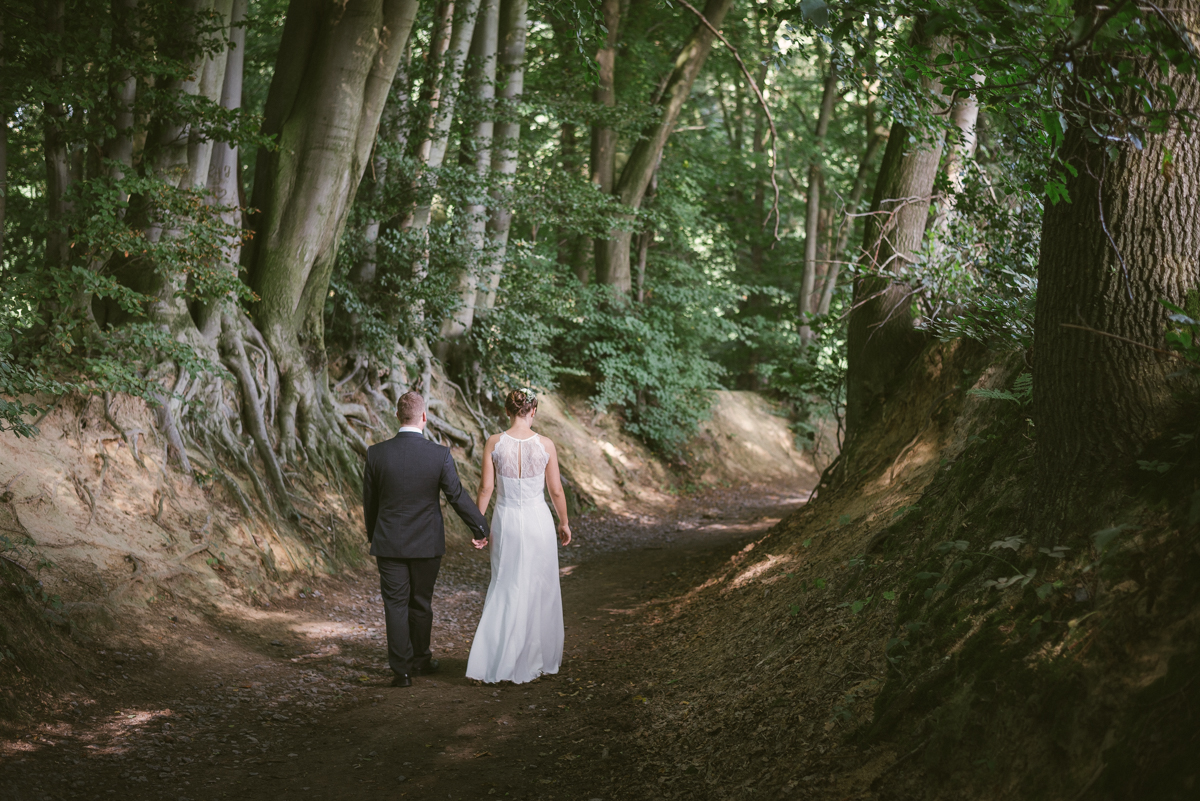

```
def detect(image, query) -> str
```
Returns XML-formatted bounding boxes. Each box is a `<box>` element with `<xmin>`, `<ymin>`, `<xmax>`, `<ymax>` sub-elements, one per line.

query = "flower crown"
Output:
<box><xmin>514</xmin><ymin>388</ymin><xmax>537</xmax><ymax>404</ymax></box>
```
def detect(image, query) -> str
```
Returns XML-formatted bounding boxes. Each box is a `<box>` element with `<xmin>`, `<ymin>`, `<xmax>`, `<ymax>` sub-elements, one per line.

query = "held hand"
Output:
<box><xmin>557</xmin><ymin>523</ymin><xmax>572</xmax><ymax>546</ymax></box>
<box><xmin>473</xmin><ymin>537</ymin><xmax>489</xmax><ymax>550</ymax></box>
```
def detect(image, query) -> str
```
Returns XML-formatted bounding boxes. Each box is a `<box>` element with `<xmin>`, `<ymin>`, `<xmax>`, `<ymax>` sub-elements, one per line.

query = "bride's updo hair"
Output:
<box><xmin>505</xmin><ymin>388</ymin><xmax>538</xmax><ymax>418</ymax></box>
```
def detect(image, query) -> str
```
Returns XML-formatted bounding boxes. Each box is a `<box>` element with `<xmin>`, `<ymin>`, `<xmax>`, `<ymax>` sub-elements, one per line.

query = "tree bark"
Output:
<box><xmin>437</xmin><ymin>0</ymin><xmax>499</xmax><ymax>350</ymax></box>
<box><xmin>477</xmin><ymin>0</ymin><xmax>528</xmax><ymax>311</ymax></box>
<box><xmin>595</xmin><ymin>0</ymin><xmax>735</xmax><ymax>294</ymax></box>
<box><xmin>844</xmin><ymin>28</ymin><xmax>948</xmax><ymax>437</ymax></box>
<box><xmin>589</xmin><ymin>0</ymin><xmax>621</xmax><ymax>196</ymax></box>
<box><xmin>0</xmin><ymin>12</ymin><xmax>6</xmax><ymax>269</ymax></box>
<box><xmin>819</xmin><ymin>123</ymin><xmax>885</xmax><ymax>317</ymax></box>
<box><xmin>406</xmin><ymin>0</ymin><xmax>482</xmax><ymax>233</ymax></box>
<box><xmin>43</xmin><ymin>0</ymin><xmax>71</xmax><ymax>274</ymax></box>
<box><xmin>245</xmin><ymin>0</ymin><xmax>419</xmax><ymax>464</ymax></box>
<box><xmin>578</xmin><ymin>0</ymin><xmax>621</xmax><ymax>286</ymax></box>
<box><xmin>799</xmin><ymin>64</ymin><xmax>838</xmax><ymax>344</ymax></box>
<box><xmin>1033</xmin><ymin>5</ymin><xmax>1200</xmax><ymax>528</ymax></box>
<box><xmin>197</xmin><ymin>0</ymin><xmax>247</xmax><ymax>341</ymax></box>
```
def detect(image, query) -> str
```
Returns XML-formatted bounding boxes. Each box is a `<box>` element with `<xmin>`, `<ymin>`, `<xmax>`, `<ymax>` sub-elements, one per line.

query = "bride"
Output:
<box><xmin>466</xmin><ymin>389</ymin><xmax>572</xmax><ymax>684</ymax></box>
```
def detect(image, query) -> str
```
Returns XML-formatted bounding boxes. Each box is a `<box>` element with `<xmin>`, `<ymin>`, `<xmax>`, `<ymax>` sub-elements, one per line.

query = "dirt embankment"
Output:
<box><xmin>0</xmin><ymin>383</ymin><xmax>817</xmax><ymax>722</ymax></box>
<box><xmin>556</xmin><ymin>341</ymin><xmax>1200</xmax><ymax>801</ymax></box>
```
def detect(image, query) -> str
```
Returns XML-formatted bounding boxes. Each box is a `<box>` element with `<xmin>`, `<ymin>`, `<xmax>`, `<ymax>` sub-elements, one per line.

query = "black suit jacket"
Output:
<box><xmin>363</xmin><ymin>431</ymin><xmax>489</xmax><ymax>558</ymax></box>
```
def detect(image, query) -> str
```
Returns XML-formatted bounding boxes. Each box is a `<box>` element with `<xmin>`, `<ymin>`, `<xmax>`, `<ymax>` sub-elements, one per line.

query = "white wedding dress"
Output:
<box><xmin>466</xmin><ymin>432</ymin><xmax>563</xmax><ymax>684</ymax></box>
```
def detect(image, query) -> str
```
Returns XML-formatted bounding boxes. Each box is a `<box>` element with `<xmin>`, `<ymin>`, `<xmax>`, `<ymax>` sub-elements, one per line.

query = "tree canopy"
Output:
<box><xmin>2</xmin><ymin>0</ymin><xmax>1197</xmax><ymax>525</ymax></box>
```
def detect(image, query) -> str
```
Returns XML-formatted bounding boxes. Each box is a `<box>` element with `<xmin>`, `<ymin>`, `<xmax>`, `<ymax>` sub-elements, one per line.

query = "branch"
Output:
<box><xmin>1060</xmin><ymin>323</ymin><xmax>1200</xmax><ymax>368</ymax></box>
<box><xmin>675</xmin><ymin>0</ymin><xmax>781</xmax><ymax>241</ymax></box>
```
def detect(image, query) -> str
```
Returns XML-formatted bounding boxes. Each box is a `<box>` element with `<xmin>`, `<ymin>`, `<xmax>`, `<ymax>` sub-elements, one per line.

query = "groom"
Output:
<box><xmin>363</xmin><ymin>391</ymin><xmax>489</xmax><ymax>687</ymax></box>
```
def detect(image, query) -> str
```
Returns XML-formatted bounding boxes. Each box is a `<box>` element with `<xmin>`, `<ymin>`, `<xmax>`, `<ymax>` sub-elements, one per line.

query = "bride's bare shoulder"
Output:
<box><xmin>536</xmin><ymin>434</ymin><xmax>557</xmax><ymax>453</ymax></box>
<box><xmin>485</xmin><ymin>433</ymin><xmax>504</xmax><ymax>449</ymax></box>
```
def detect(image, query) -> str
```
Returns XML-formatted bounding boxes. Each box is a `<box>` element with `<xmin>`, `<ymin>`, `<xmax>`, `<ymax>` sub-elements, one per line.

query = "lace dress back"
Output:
<box><xmin>492</xmin><ymin>432</ymin><xmax>550</xmax><ymax>479</ymax></box>
<box><xmin>467</xmin><ymin>430</ymin><xmax>563</xmax><ymax>684</ymax></box>
<box><xmin>491</xmin><ymin>433</ymin><xmax>550</xmax><ymax>509</ymax></box>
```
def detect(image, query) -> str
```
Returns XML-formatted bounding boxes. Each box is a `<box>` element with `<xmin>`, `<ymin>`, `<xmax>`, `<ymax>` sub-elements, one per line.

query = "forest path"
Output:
<box><xmin>1</xmin><ymin>486</ymin><xmax>810</xmax><ymax>801</ymax></box>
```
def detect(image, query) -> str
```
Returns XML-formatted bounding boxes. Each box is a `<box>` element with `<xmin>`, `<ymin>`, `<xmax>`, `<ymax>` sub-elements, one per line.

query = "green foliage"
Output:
<box><xmin>968</xmin><ymin>373</ymin><xmax>1032</xmax><ymax>406</ymax></box>
<box><xmin>557</xmin><ymin>275</ymin><xmax>735</xmax><ymax>456</ymax></box>
<box><xmin>1162</xmin><ymin>298</ymin><xmax>1200</xmax><ymax>378</ymax></box>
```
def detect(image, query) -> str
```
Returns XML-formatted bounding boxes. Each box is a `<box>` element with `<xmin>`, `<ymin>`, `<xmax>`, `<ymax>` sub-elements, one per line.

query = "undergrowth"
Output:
<box><xmin>846</xmin><ymin>380</ymin><xmax>1200</xmax><ymax>799</ymax></box>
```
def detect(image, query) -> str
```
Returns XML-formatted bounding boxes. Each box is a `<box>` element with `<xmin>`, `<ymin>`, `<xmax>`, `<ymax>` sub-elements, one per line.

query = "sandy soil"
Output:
<box><xmin>0</xmin><ymin>485</ymin><xmax>809</xmax><ymax>801</ymax></box>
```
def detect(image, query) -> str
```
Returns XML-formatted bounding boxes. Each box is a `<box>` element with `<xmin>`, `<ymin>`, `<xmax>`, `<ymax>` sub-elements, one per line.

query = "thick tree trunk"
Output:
<box><xmin>799</xmin><ymin>64</ymin><xmax>838</xmax><ymax>344</ymax></box>
<box><xmin>595</xmin><ymin>0</ymin><xmax>735</xmax><ymax>294</ymax></box>
<box><xmin>1033</xmin><ymin>11</ymin><xmax>1200</xmax><ymax>529</ymax></box>
<box><xmin>477</xmin><ymin>0</ymin><xmax>528</xmax><ymax>311</ymax></box>
<box><xmin>245</xmin><ymin>0</ymin><xmax>418</xmax><ymax>464</ymax></box>
<box><xmin>844</xmin><ymin>30</ymin><xmax>948</xmax><ymax>437</ymax></box>
<box><xmin>438</xmin><ymin>0</ymin><xmax>499</xmax><ymax>349</ymax></box>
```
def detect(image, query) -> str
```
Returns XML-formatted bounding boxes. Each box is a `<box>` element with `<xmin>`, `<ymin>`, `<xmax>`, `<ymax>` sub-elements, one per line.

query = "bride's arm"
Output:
<box><xmin>472</xmin><ymin>435</ymin><xmax>499</xmax><ymax>551</ymax></box>
<box><xmin>476</xmin><ymin>434</ymin><xmax>498</xmax><ymax>515</ymax></box>
<box><xmin>543</xmin><ymin>439</ymin><xmax>572</xmax><ymax>545</ymax></box>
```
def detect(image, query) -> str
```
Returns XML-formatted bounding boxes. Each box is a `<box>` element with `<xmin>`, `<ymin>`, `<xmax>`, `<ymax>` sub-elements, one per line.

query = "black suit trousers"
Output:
<box><xmin>377</xmin><ymin>556</ymin><xmax>441</xmax><ymax>676</ymax></box>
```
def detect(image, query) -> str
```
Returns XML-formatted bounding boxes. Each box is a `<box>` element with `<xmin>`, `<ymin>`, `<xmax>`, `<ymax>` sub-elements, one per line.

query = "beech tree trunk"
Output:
<box><xmin>844</xmin><ymin>29</ymin><xmax>948</xmax><ymax>437</ymax></box>
<box><xmin>197</xmin><ymin>0</ymin><xmax>247</xmax><ymax>341</ymax></box>
<box><xmin>0</xmin><ymin>13</ymin><xmax>6</xmax><ymax>269</ymax></box>
<box><xmin>1033</xmin><ymin>7</ymin><xmax>1200</xmax><ymax>528</ymax></box>
<box><xmin>406</xmin><ymin>0</ymin><xmax>482</xmax><ymax>233</ymax></box>
<box><xmin>43</xmin><ymin>0</ymin><xmax>71</xmax><ymax>274</ymax></box>
<box><xmin>477</xmin><ymin>0</ymin><xmax>528</xmax><ymax>311</ymax></box>
<box><xmin>595</xmin><ymin>0</ymin><xmax>735</xmax><ymax>294</ymax></box>
<box><xmin>799</xmin><ymin>64</ymin><xmax>838</xmax><ymax>344</ymax></box>
<box><xmin>437</xmin><ymin>0</ymin><xmax>499</xmax><ymax>351</ymax></box>
<box><xmin>245</xmin><ymin>0</ymin><xmax>418</xmax><ymax>464</ymax></box>
<box><xmin>820</xmin><ymin>121</ymin><xmax>885</xmax><ymax>317</ymax></box>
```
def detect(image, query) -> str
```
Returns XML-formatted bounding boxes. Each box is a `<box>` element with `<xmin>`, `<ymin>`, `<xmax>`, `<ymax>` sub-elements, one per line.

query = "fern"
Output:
<box><xmin>969</xmin><ymin>372</ymin><xmax>1032</xmax><ymax>406</ymax></box>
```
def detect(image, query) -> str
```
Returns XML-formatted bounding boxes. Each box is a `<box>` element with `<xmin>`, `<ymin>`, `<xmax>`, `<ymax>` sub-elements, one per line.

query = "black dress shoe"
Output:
<box><xmin>413</xmin><ymin>659</ymin><xmax>440</xmax><ymax>676</ymax></box>
<box><xmin>390</xmin><ymin>674</ymin><xmax>412</xmax><ymax>688</ymax></box>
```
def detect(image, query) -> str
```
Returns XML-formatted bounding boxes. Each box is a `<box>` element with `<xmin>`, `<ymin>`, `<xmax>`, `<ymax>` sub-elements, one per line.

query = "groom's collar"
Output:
<box><xmin>396</xmin><ymin>427</ymin><xmax>424</xmax><ymax>438</ymax></box>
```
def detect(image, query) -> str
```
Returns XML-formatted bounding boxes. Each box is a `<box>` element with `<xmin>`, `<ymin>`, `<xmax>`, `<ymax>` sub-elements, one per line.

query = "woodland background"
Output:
<box><xmin>2</xmin><ymin>0</ymin><xmax>1200</xmax><ymax>796</ymax></box>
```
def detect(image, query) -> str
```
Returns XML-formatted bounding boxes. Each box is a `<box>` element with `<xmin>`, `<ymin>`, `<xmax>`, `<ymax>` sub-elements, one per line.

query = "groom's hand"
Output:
<box><xmin>472</xmin><ymin>536</ymin><xmax>489</xmax><ymax>550</ymax></box>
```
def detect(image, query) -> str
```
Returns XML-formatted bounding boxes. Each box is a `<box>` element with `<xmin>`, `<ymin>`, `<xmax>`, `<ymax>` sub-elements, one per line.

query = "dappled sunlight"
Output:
<box><xmin>728</xmin><ymin>553</ymin><xmax>793</xmax><ymax>589</ymax></box>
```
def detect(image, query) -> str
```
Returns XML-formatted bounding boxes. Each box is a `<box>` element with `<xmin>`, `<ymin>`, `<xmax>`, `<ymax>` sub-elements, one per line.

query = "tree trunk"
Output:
<box><xmin>43</xmin><ymin>0</ymin><xmax>71</xmax><ymax>274</ymax></box>
<box><xmin>245</xmin><ymin>0</ymin><xmax>419</xmax><ymax>465</ymax></box>
<box><xmin>437</xmin><ymin>0</ymin><xmax>499</xmax><ymax>352</ymax></box>
<box><xmin>595</xmin><ymin>0</ymin><xmax>735</xmax><ymax>294</ymax></box>
<box><xmin>799</xmin><ymin>64</ymin><xmax>838</xmax><ymax>344</ymax></box>
<box><xmin>477</xmin><ymin>0</ymin><xmax>528</xmax><ymax>311</ymax></box>
<box><xmin>0</xmin><ymin>12</ymin><xmax>6</xmax><ymax>269</ymax></box>
<box><xmin>196</xmin><ymin>0</ymin><xmax>247</xmax><ymax>341</ymax></box>
<box><xmin>577</xmin><ymin>0</ymin><xmax>621</xmax><ymax>286</ymax></box>
<box><xmin>406</xmin><ymin>0</ymin><xmax>482</xmax><ymax>233</ymax></box>
<box><xmin>844</xmin><ymin>29</ymin><xmax>948</xmax><ymax>437</ymax></box>
<box><xmin>818</xmin><ymin>128</ymin><xmax>884</xmax><ymax>317</ymax></box>
<box><xmin>1033</xmin><ymin>7</ymin><xmax>1200</xmax><ymax>529</ymax></box>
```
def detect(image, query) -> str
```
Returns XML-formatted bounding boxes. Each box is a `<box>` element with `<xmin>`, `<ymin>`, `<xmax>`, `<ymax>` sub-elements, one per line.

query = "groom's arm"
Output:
<box><xmin>362</xmin><ymin>451</ymin><xmax>378</xmax><ymax>543</ymax></box>
<box><xmin>439</xmin><ymin>449</ymin><xmax>490</xmax><ymax>540</ymax></box>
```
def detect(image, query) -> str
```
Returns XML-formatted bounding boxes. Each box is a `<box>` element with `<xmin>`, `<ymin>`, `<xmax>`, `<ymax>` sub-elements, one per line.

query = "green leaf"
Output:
<box><xmin>882</xmin><ymin>591</ymin><xmax>896</xmax><ymax>601</ymax></box>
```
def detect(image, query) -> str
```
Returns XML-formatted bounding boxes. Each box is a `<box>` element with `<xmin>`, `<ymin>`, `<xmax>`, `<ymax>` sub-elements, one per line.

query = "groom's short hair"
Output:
<box><xmin>397</xmin><ymin>391</ymin><xmax>425</xmax><ymax>425</ymax></box>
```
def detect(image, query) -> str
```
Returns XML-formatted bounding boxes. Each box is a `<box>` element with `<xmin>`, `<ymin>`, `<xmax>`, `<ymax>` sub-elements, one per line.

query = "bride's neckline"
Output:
<box><xmin>501</xmin><ymin>431</ymin><xmax>538</xmax><ymax>442</ymax></box>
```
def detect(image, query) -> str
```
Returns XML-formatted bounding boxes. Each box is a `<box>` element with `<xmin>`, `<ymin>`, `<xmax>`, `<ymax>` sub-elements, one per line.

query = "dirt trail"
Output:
<box><xmin>0</xmin><ymin>486</ymin><xmax>809</xmax><ymax>801</ymax></box>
